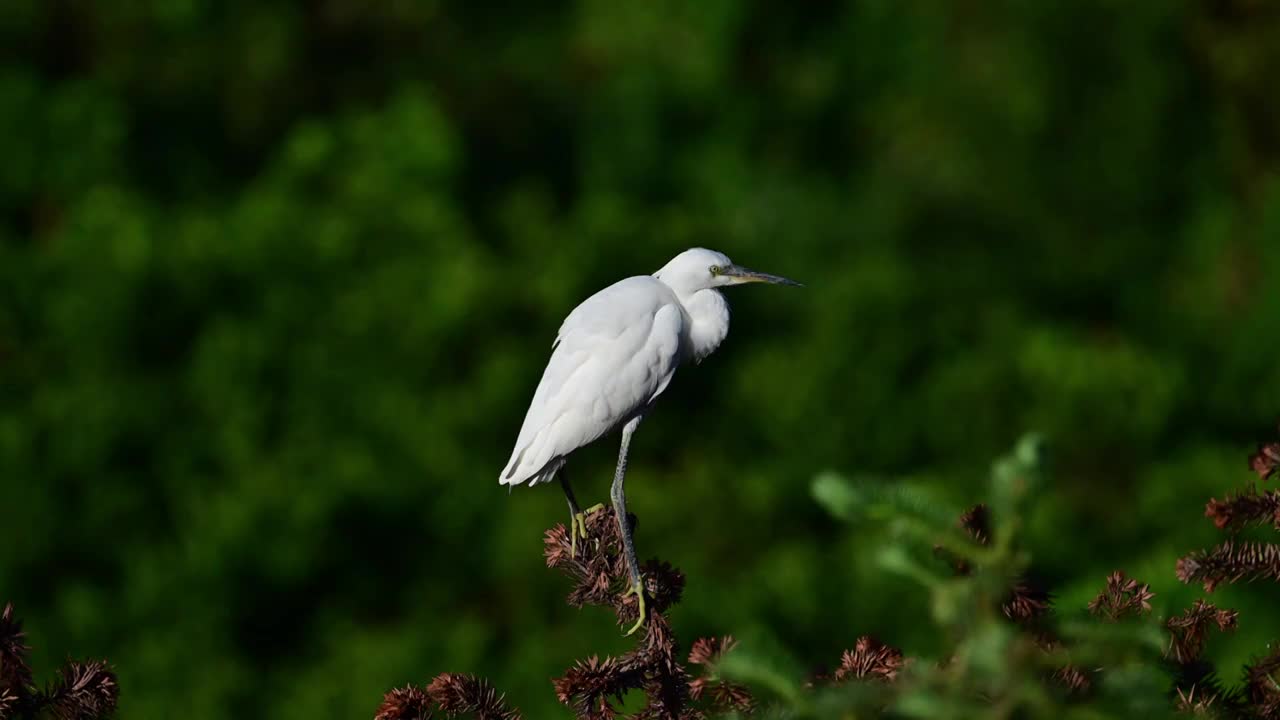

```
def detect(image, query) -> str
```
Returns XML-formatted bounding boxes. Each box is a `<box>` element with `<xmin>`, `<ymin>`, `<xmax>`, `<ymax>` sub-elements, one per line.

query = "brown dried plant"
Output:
<box><xmin>427</xmin><ymin>674</ymin><xmax>522</xmax><ymax>720</ymax></box>
<box><xmin>687</xmin><ymin>637</ymin><xmax>753</xmax><ymax>714</ymax></box>
<box><xmin>544</xmin><ymin>508</ymin><xmax>708</xmax><ymax>719</ymax></box>
<box><xmin>1165</xmin><ymin>600</ymin><xmax>1238</xmax><ymax>665</ymax></box>
<box><xmin>1205</xmin><ymin>487</ymin><xmax>1280</xmax><ymax>532</ymax></box>
<box><xmin>1178</xmin><ymin>423</ymin><xmax>1280</xmax><ymax>595</ymax></box>
<box><xmin>374</xmin><ymin>674</ymin><xmax>521</xmax><ymax>720</ymax></box>
<box><xmin>1038</xmin><ymin>570</ymin><xmax>1153</xmax><ymax>698</ymax></box>
<box><xmin>0</xmin><ymin>604</ymin><xmax>32</xmax><ymax>707</ymax></box>
<box><xmin>1249</xmin><ymin>425</ymin><xmax>1280</xmax><ymax>482</ymax></box>
<box><xmin>1087</xmin><ymin>571</ymin><xmax>1154</xmax><ymax>621</ymax></box>
<box><xmin>942</xmin><ymin>504</ymin><xmax>1081</xmax><ymax>693</ymax></box>
<box><xmin>959</xmin><ymin>503</ymin><xmax>991</xmax><ymax>546</ymax></box>
<box><xmin>1174</xmin><ymin>683</ymin><xmax>1228</xmax><ymax>716</ymax></box>
<box><xmin>370</xmin><ymin>420</ymin><xmax>1280</xmax><ymax>719</ymax></box>
<box><xmin>1051</xmin><ymin>665</ymin><xmax>1094</xmax><ymax>696</ymax></box>
<box><xmin>375</xmin><ymin>507</ymin><xmax>726</xmax><ymax>720</ymax></box>
<box><xmin>1167</xmin><ymin>420</ymin><xmax>1280</xmax><ymax>719</ymax></box>
<box><xmin>0</xmin><ymin>603</ymin><xmax>118</xmax><ymax>720</ymax></box>
<box><xmin>42</xmin><ymin>663</ymin><xmax>118</xmax><ymax>720</ymax></box>
<box><xmin>833</xmin><ymin>637</ymin><xmax>906</xmax><ymax>684</ymax></box>
<box><xmin>1176</xmin><ymin>540</ymin><xmax>1280</xmax><ymax>592</ymax></box>
<box><xmin>1243</xmin><ymin>647</ymin><xmax>1280</xmax><ymax>720</ymax></box>
<box><xmin>373</xmin><ymin>686</ymin><xmax>433</xmax><ymax>720</ymax></box>
<box><xmin>940</xmin><ymin>503</ymin><xmax>1052</xmax><ymax>623</ymax></box>
<box><xmin>1002</xmin><ymin>583</ymin><xmax>1052</xmax><ymax>624</ymax></box>
<box><xmin>375</xmin><ymin>504</ymin><xmax>912</xmax><ymax>719</ymax></box>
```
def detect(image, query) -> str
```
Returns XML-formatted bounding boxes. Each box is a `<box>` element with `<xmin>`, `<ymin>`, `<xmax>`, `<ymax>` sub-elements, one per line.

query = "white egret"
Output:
<box><xmin>500</xmin><ymin>248</ymin><xmax>800</xmax><ymax>634</ymax></box>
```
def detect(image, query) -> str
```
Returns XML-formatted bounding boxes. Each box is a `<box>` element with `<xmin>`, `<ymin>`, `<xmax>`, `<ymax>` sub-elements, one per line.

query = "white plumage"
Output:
<box><xmin>500</xmin><ymin>276</ymin><xmax>685</xmax><ymax>486</ymax></box>
<box><xmin>498</xmin><ymin>247</ymin><xmax>799</xmax><ymax>635</ymax></box>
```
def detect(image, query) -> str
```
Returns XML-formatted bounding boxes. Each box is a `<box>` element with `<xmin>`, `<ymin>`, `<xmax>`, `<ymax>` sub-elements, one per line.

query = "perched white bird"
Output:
<box><xmin>500</xmin><ymin>248</ymin><xmax>800</xmax><ymax>634</ymax></box>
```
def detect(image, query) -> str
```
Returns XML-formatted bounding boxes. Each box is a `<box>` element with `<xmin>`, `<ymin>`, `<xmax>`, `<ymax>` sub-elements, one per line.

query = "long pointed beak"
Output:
<box><xmin>722</xmin><ymin>264</ymin><xmax>803</xmax><ymax>287</ymax></box>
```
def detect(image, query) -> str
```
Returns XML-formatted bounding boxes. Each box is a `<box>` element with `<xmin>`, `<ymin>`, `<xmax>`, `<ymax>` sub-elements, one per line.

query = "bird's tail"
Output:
<box><xmin>499</xmin><ymin>445</ymin><xmax>529</xmax><ymax>486</ymax></box>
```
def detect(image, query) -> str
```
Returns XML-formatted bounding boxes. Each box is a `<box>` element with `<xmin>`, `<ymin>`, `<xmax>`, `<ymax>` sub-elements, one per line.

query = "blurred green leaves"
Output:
<box><xmin>1</xmin><ymin>1</ymin><xmax>1279</xmax><ymax>718</ymax></box>
<box><xmin>813</xmin><ymin>436</ymin><xmax>1045</xmax><ymax>623</ymax></box>
<box><xmin>748</xmin><ymin>438</ymin><xmax>1180</xmax><ymax>719</ymax></box>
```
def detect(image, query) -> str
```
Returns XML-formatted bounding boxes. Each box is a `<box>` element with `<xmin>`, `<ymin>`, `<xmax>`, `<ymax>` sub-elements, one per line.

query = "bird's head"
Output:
<box><xmin>653</xmin><ymin>248</ymin><xmax>802</xmax><ymax>296</ymax></box>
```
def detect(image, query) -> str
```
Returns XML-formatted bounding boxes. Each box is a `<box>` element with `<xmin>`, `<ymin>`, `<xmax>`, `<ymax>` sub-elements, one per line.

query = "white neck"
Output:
<box><xmin>680</xmin><ymin>288</ymin><xmax>730</xmax><ymax>363</ymax></box>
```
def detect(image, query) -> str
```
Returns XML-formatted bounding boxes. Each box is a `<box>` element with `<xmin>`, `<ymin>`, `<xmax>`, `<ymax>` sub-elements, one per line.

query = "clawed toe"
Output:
<box><xmin>622</xmin><ymin>578</ymin><xmax>647</xmax><ymax>636</ymax></box>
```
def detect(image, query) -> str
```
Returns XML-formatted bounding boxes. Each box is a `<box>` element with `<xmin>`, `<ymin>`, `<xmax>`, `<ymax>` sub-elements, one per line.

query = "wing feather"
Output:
<box><xmin>500</xmin><ymin>276</ymin><xmax>685</xmax><ymax>485</ymax></box>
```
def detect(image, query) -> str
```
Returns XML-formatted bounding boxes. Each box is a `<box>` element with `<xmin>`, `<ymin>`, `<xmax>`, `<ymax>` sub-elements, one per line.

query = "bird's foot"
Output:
<box><xmin>622</xmin><ymin>578</ymin><xmax>647</xmax><ymax>636</ymax></box>
<box><xmin>569</xmin><ymin>505</ymin><xmax>607</xmax><ymax>558</ymax></box>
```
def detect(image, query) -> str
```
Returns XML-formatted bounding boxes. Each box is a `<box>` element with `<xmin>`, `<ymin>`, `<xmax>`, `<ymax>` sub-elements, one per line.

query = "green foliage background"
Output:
<box><xmin>2</xmin><ymin>1</ymin><xmax>1279</xmax><ymax>717</ymax></box>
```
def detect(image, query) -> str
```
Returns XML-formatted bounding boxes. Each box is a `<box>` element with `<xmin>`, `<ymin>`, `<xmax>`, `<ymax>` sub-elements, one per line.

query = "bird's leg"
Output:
<box><xmin>611</xmin><ymin>417</ymin><xmax>646</xmax><ymax>636</ymax></box>
<box><xmin>559</xmin><ymin>470</ymin><xmax>585</xmax><ymax>558</ymax></box>
<box><xmin>577</xmin><ymin>502</ymin><xmax>606</xmax><ymax>535</ymax></box>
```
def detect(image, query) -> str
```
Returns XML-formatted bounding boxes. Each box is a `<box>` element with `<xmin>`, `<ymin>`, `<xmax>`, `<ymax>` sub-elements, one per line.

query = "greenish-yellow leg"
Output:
<box><xmin>562</xmin><ymin>470</ymin><xmax>606</xmax><ymax>557</ymax></box>
<box><xmin>574</xmin><ymin>503</ymin><xmax>604</xmax><ymax>536</ymax></box>
<box><xmin>571</xmin><ymin>504</ymin><xmax>605</xmax><ymax>555</ymax></box>
<box><xmin>622</xmin><ymin>577</ymin><xmax>646</xmax><ymax>636</ymax></box>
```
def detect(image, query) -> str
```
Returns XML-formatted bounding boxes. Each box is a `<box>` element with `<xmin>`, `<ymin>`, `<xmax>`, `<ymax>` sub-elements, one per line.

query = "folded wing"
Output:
<box><xmin>500</xmin><ymin>276</ymin><xmax>685</xmax><ymax>486</ymax></box>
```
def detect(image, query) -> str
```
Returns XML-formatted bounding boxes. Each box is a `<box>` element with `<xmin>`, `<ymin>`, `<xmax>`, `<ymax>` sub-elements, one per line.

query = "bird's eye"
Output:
<box><xmin>709</xmin><ymin>265</ymin><xmax>722</xmax><ymax>276</ymax></box>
